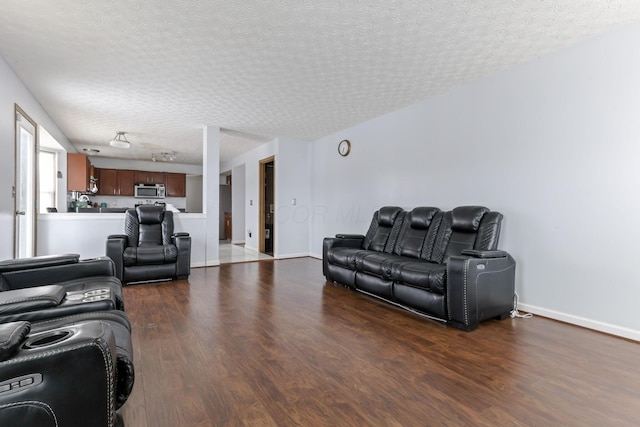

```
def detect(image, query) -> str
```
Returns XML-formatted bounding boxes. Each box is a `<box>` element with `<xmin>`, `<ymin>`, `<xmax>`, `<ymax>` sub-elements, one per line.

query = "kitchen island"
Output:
<box><xmin>37</xmin><ymin>211</ymin><xmax>207</xmax><ymax>267</ymax></box>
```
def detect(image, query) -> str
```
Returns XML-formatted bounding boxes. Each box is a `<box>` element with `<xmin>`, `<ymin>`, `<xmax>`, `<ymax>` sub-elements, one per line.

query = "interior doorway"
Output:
<box><xmin>219</xmin><ymin>172</ymin><xmax>232</xmax><ymax>241</ymax></box>
<box><xmin>14</xmin><ymin>105</ymin><xmax>38</xmax><ymax>258</ymax></box>
<box><xmin>259</xmin><ymin>156</ymin><xmax>275</xmax><ymax>256</ymax></box>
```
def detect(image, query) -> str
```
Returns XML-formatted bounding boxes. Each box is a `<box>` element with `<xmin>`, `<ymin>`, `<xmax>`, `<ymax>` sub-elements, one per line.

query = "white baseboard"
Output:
<box><xmin>204</xmin><ymin>259</ymin><xmax>220</xmax><ymax>267</ymax></box>
<box><xmin>518</xmin><ymin>303</ymin><xmax>639</xmax><ymax>342</ymax></box>
<box><xmin>230</xmin><ymin>240</ymin><xmax>245</xmax><ymax>245</ymax></box>
<box><xmin>309</xmin><ymin>252</ymin><xmax>322</xmax><ymax>260</ymax></box>
<box><xmin>191</xmin><ymin>261</ymin><xmax>207</xmax><ymax>268</ymax></box>
<box><xmin>276</xmin><ymin>252</ymin><xmax>309</xmax><ymax>260</ymax></box>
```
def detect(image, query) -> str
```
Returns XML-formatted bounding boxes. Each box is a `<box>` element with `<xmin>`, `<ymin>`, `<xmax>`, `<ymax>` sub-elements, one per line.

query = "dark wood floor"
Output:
<box><xmin>120</xmin><ymin>258</ymin><xmax>640</xmax><ymax>426</ymax></box>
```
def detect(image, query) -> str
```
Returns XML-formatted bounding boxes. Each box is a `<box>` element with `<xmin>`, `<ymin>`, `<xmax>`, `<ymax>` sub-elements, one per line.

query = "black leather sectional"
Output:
<box><xmin>323</xmin><ymin>206</ymin><xmax>516</xmax><ymax>331</ymax></box>
<box><xmin>0</xmin><ymin>254</ymin><xmax>135</xmax><ymax>426</ymax></box>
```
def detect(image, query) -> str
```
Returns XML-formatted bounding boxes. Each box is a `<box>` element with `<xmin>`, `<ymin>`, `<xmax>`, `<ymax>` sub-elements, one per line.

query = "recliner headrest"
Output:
<box><xmin>136</xmin><ymin>206</ymin><xmax>165</xmax><ymax>224</ymax></box>
<box><xmin>451</xmin><ymin>206</ymin><xmax>489</xmax><ymax>232</ymax></box>
<box><xmin>378</xmin><ymin>206</ymin><xmax>403</xmax><ymax>227</ymax></box>
<box><xmin>410</xmin><ymin>207</ymin><xmax>439</xmax><ymax>230</ymax></box>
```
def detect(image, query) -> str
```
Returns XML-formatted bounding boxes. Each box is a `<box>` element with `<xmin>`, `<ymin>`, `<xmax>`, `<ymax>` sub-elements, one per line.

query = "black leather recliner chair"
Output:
<box><xmin>0</xmin><ymin>319</ymin><xmax>125</xmax><ymax>427</ymax></box>
<box><xmin>0</xmin><ymin>254</ymin><xmax>125</xmax><ymax>315</ymax></box>
<box><xmin>106</xmin><ymin>206</ymin><xmax>191</xmax><ymax>285</ymax></box>
<box><xmin>0</xmin><ymin>255</ymin><xmax>135</xmax><ymax>409</ymax></box>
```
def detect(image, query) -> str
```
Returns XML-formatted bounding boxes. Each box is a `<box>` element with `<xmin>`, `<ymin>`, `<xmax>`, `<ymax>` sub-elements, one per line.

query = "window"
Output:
<box><xmin>39</xmin><ymin>150</ymin><xmax>57</xmax><ymax>213</ymax></box>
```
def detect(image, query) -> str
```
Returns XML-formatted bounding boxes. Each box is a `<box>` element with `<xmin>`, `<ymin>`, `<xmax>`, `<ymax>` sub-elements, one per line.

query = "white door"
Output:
<box><xmin>14</xmin><ymin>107</ymin><xmax>37</xmax><ymax>258</ymax></box>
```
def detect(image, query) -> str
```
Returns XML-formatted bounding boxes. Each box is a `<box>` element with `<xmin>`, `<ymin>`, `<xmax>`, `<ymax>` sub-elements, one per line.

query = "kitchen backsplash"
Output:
<box><xmin>83</xmin><ymin>195</ymin><xmax>187</xmax><ymax>210</ymax></box>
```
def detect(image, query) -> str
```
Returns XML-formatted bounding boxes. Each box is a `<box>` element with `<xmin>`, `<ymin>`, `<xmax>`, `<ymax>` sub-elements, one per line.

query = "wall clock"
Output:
<box><xmin>338</xmin><ymin>139</ymin><xmax>351</xmax><ymax>157</ymax></box>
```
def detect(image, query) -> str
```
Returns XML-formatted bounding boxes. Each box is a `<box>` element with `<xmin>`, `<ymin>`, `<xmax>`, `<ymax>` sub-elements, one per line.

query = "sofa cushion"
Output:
<box><xmin>363</xmin><ymin>207</ymin><xmax>404</xmax><ymax>252</ymax></box>
<box><xmin>123</xmin><ymin>244</ymin><xmax>178</xmax><ymax>266</ymax></box>
<box><xmin>450</xmin><ymin>206</ymin><xmax>489</xmax><ymax>232</ymax></box>
<box><xmin>394</xmin><ymin>207</ymin><xmax>440</xmax><ymax>259</ymax></box>
<box><xmin>475</xmin><ymin>211</ymin><xmax>503</xmax><ymax>251</ymax></box>
<box><xmin>378</xmin><ymin>206</ymin><xmax>402</xmax><ymax>227</ymax></box>
<box><xmin>393</xmin><ymin>261</ymin><xmax>447</xmax><ymax>295</ymax></box>
<box><xmin>326</xmin><ymin>247</ymin><xmax>363</xmax><ymax>269</ymax></box>
<box><xmin>355</xmin><ymin>252</ymin><xmax>407</xmax><ymax>278</ymax></box>
<box><xmin>410</xmin><ymin>207</ymin><xmax>439</xmax><ymax>230</ymax></box>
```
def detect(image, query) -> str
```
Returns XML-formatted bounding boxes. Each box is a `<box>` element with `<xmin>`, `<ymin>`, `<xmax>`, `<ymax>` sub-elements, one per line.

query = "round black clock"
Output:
<box><xmin>338</xmin><ymin>139</ymin><xmax>351</xmax><ymax>156</ymax></box>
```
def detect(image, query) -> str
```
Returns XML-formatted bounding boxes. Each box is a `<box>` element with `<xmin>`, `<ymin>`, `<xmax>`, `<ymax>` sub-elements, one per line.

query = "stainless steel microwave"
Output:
<box><xmin>134</xmin><ymin>183</ymin><xmax>165</xmax><ymax>199</ymax></box>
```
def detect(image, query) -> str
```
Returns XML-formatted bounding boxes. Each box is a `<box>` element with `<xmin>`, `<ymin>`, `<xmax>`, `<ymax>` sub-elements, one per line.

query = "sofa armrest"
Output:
<box><xmin>461</xmin><ymin>249</ymin><xmax>508</xmax><ymax>258</ymax></box>
<box><xmin>446</xmin><ymin>253</ymin><xmax>516</xmax><ymax>331</ymax></box>
<box><xmin>108</xmin><ymin>234</ymin><xmax>128</xmax><ymax>240</ymax></box>
<box><xmin>106</xmin><ymin>236</ymin><xmax>128</xmax><ymax>282</ymax></box>
<box><xmin>0</xmin><ymin>254</ymin><xmax>79</xmax><ymax>274</ymax></box>
<box><xmin>173</xmin><ymin>234</ymin><xmax>191</xmax><ymax>280</ymax></box>
<box><xmin>0</xmin><ymin>256</ymin><xmax>116</xmax><ymax>292</ymax></box>
<box><xmin>335</xmin><ymin>234</ymin><xmax>365</xmax><ymax>239</ymax></box>
<box><xmin>0</xmin><ymin>321</ymin><xmax>119</xmax><ymax>427</ymax></box>
<box><xmin>324</xmin><ymin>236</ymin><xmax>364</xmax><ymax>251</ymax></box>
<box><xmin>322</xmin><ymin>236</ymin><xmax>365</xmax><ymax>277</ymax></box>
<box><xmin>0</xmin><ymin>285</ymin><xmax>66</xmax><ymax>316</ymax></box>
<box><xmin>0</xmin><ymin>321</ymin><xmax>30</xmax><ymax>362</ymax></box>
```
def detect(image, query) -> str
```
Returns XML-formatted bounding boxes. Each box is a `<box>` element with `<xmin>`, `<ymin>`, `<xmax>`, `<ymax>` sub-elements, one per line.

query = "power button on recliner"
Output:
<box><xmin>0</xmin><ymin>374</ymin><xmax>42</xmax><ymax>396</ymax></box>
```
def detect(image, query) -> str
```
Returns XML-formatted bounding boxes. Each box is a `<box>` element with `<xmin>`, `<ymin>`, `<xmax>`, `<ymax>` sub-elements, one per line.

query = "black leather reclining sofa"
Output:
<box><xmin>323</xmin><ymin>206</ymin><xmax>516</xmax><ymax>331</ymax></box>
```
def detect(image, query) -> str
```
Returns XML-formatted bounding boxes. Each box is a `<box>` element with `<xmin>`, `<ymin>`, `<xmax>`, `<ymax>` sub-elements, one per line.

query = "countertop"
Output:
<box><xmin>68</xmin><ymin>207</ymin><xmax>129</xmax><ymax>213</ymax></box>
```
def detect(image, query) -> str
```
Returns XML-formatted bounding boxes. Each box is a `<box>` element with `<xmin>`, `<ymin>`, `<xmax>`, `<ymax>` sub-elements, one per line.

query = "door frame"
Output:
<box><xmin>258</xmin><ymin>156</ymin><xmax>275</xmax><ymax>254</ymax></box>
<box><xmin>14</xmin><ymin>104</ymin><xmax>39</xmax><ymax>257</ymax></box>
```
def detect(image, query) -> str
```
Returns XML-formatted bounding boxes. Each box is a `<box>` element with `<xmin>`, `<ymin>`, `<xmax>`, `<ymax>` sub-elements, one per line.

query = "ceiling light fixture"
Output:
<box><xmin>109</xmin><ymin>131</ymin><xmax>131</xmax><ymax>148</ymax></box>
<box><xmin>151</xmin><ymin>151</ymin><xmax>177</xmax><ymax>162</ymax></box>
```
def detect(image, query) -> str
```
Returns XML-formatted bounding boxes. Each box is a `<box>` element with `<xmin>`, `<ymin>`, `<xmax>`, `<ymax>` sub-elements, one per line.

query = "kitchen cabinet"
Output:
<box><xmin>97</xmin><ymin>169</ymin><xmax>135</xmax><ymax>196</ymax></box>
<box><xmin>67</xmin><ymin>153</ymin><xmax>91</xmax><ymax>191</ymax></box>
<box><xmin>134</xmin><ymin>171</ymin><xmax>165</xmax><ymax>185</ymax></box>
<box><xmin>118</xmin><ymin>170</ymin><xmax>135</xmax><ymax>196</ymax></box>
<box><xmin>165</xmin><ymin>173</ymin><xmax>186</xmax><ymax>197</ymax></box>
<box><xmin>97</xmin><ymin>168</ymin><xmax>116</xmax><ymax>195</ymax></box>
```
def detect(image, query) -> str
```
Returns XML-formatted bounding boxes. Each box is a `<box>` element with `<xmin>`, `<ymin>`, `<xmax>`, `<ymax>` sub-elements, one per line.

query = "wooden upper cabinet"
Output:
<box><xmin>97</xmin><ymin>168</ymin><xmax>117</xmax><ymax>195</ymax></box>
<box><xmin>67</xmin><ymin>153</ymin><xmax>90</xmax><ymax>191</ymax></box>
<box><xmin>118</xmin><ymin>170</ymin><xmax>135</xmax><ymax>196</ymax></box>
<box><xmin>134</xmin><ymin>171</ymin><xmax>165</xmax><ymax>185</ymax></box>
<box><xmin>89</xmin><ymin>168</ymin><xmax>186</xmax><ymax>197</ymax></box>
<box><xmin>97</xmin><ymin>169</ymin><xmax>135</xmax><ymax>196</ymax></box>
<box><xmin>165</xmin><ymin>173</ymin><xmax>186</xmax><ymax>197</ymax></box>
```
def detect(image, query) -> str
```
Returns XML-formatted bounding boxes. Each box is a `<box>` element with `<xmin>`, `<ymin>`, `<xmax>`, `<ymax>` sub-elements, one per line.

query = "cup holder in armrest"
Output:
<box><xmin>24</xmin><ymin>330</ymin><xmax>74</xmax><ymax>349</ymax></box>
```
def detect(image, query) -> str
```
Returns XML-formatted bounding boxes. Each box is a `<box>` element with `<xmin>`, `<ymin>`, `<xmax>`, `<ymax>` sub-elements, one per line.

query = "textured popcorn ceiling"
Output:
<box><xmin>1</xmin><ymin>1</ymin><xmax>640</xmax><ymax>165</ymax></box>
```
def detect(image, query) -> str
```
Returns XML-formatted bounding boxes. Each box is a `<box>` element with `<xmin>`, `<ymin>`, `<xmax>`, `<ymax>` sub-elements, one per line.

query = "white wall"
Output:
<box><xmin>0</xmin><ymin>57</ymin><xmax>74</xmax><ymax>259</ymax></box>
<box><xmin>37</xmin><ymin>213</ymin><xmax>207</xmax><ymax>267</ymax></box>
<box><xmin>220</xmin><ymin>138</ymin><xmax>311</xmax><ymax>257</ymax></box>
<box><xmin>309</xmin><ymin>22</ymin><xmax>640</xmax><ymax>339</ymax></box>
<box><xmin>221</xmin><ymin>140</ymin><xmax>277</xmax><ymax>252</ymax></box>
<box><xmin>275</xmin><ymin>137</ymin><xmax>311</xmax><ymax>258</ymax></box>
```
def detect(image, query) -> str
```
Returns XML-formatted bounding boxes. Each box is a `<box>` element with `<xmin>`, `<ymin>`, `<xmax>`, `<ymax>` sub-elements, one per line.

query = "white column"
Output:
<box><xmin>231</xmin><ymin>164</ymin><xmax>246</xmax><ymax>244</ymax></box>
<box><xmin>203</xmin><ymin>125</ymin><xmax>220</xmax><ymax>266</ymax></box>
